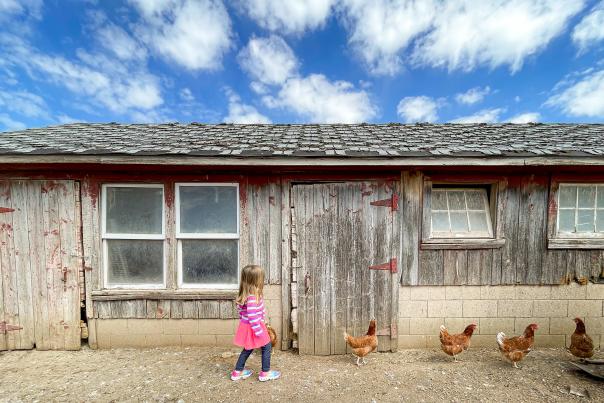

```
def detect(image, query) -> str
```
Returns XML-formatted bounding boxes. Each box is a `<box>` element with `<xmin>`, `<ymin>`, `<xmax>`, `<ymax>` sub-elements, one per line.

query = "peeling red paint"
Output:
<box><xmin>0</xmin><ymin>207</ymin><xmax>15</xmax><ymax>213</ymax></box>
<box><xmin>269</xmin><ymin>196</ymin><xmax>276</xmax><ymax>205</ymax></box>
<box><xmin>0</xmin><ymin>223</ymin><xmax>13</xmax><ymax>231</ymax></box>
<box><xmin>361</xmin><ymin>190</ymin><xmax>373</xmax><ymax>197</ymax></box>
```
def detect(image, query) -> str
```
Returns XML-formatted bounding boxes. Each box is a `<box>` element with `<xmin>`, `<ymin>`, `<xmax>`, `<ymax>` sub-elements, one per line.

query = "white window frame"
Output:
<box><xmin>101</xmin><ymin>183</ymin><xmax>166</xmax><ymax>289</ymax></box>
<box><xmin>556</xmin><ymin>183</ymin><xmax>604</xmax><ymax>238</ymax></box>
<box><xmin>175</xmin><ymin>183</ymin><xmax>240</xmax><ymax>290</ymax></box>
<box><xmin>430</xmin><ymin>187</ymin><xmax>494</xmax><ymax>239</ymax></box>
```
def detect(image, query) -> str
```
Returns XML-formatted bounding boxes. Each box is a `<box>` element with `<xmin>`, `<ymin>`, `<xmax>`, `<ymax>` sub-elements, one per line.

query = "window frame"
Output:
<box><xmin>175</xmin><ymin>182</ymin><xmax>240</xmax><ymax>290</ymax></box>
<box><xmin>101</xmin><ymin>183</ymin><xmax>167</xmax><ymax>290</ymax></box>
<box><xmin>548</xmin><ymin>179</ymin><xmax>604</xmax><ymax>249</ymax></box>
<box><xmin>555</xmin><ymin>183</ymin><xmax>604</xmax><ymax>238</ymax></box>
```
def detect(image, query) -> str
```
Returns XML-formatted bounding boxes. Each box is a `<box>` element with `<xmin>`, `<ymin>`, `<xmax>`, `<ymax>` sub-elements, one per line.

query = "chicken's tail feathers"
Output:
<box><xmin>439</xmin><ymin>325</ymin><xmax>447</xmax><ymax>332</ymax></box>
<box><xmin>496</xmin><ymin>332</ymin><xmax>506</xmax><ymax>347</ymax></box>
<box><xmin>343</xmin><ymin>332</ymin><xmax>350</xmax><ymax>342</ymax></box>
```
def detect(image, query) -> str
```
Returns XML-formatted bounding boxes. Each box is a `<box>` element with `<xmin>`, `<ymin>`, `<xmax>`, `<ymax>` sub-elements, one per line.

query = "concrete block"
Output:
<box><xmin>428</xmin><ymin>300</ymin><xmax>463</xmax><ymax>318</ymax></box>
<box><xmin>149</xmin><ymin>334</ymin><xmax>182</xmax><ymax>347</ymax></box>
<box><xmin>534</xmin><ymin>335</ymin><xmax>565</xmax><ymax>347</ymax></box>
<box><xmin>96</xmin><ymin>334</ymin><xmax>111</xmax><ymax>349</ymax></box>
<box><xmin>516</xmin><ymin>285</ymin><xmax>551</xmax><ymax>300</ymax></box>
<box><xmin>533</xmin><ymin>300</ymin><xmax>568</xmax><ymax>317</ymax></box>
<box><xmin>426</xmin><ymin>335</ymin><xmax>441</xmax><ymax>348</ymax></box>
<box><xmin>461</xmin><ymin>286</ymin><xmax>481</xmax><ymax>300</ymax></box>
<box><xmin>498</xmin><ymin>300</ymin><xmax>533</xmax><ymax>317</ymax></box>
<box><xmin>110</xmin><ymin>334</ymin><xmax>147</xmax><ymax>348</ymax></box>
<box><xmin>398</xmin><ymin>335</ymin><xmax>426</xmax><ymax>348</ymax></box>
<box><xmin>586</xmin><ymin>284</ymin><xmax>604</xmax><ymax>299</ymax></box>
<box><xmin>399</xmin><ymin>300</ymin><xmax>428</xmax><ymax>318</ymax></box>
<box><xmin>463</xmin><ymin>300</ymin><xmax>497</xmax><ymax>317</ymax></box>
<box><xmin>199</xmin><ymin>319</ymin><xmax>236</xmax><ymax>335</ymax></box>
<box><xmin>585</xmin><ymin>317</ymin><xmax>604</xmax><ymax>334</ymax></box>
<box><xmin>182</xmin><ymin>335</ymin><xmax>217</xmax><ymax>347</ymax></box>
<box><xmin>479</xmin><ymin>318</ymin><xmax>515</xmax><ymax>335</ymax></box>
<box><xmin>445</xmin><ymin>286</ymin><xmax>463</xmax><ymax>300</ymax></box>
<box><xmin>409</xmin><ymin>318</ymin><xmax>443</xmax><ymax>335</ymax></box>
<box><xmin>96</xmin><ymin>319</ymin><xmax>129</xmax><ymax>336</ymax></box>
<box><xmin>470</xmin><ymin>335</ymin><xmax>496</xmax><ymax>348</ymax></box>
<box><xmin>410</xmin><ymin>286</ymin><xmax>444</xmax><ymax>300</ymax></box>
<box><xmin>399</xmin><ymin>286</ymin><xmax>411</xmax><ymax>301</ymax></box>
<box><xmin>162</xmin><ymin>319</ymin><xmax>199</xmax><ymax>335</ymax></box>
<box><xmin>480</xmin><ymin>286</ymin><xmax>515</xmax><ymax>300</ymax></box>
<box><xmin>216</xmin><ymin>334</ymin><xmax>235</xmax><ymax>347</ymax></box>
<box><xmin>443</xmin><ymin>318</ymin><xmax>479</xmax><ymax>334</ymax></box>
<box><xmin>552</xmin><ymin>283</ymin><xmax>586</xmax><ymax>300</ymax></box>
<box><xmin>568</xmin><ymin>300</ymin><xmax>602</xmax><ymax>317</ymax></box>
<box><xmin>397</xmin><ymin>318</ymin><xmax>410</xmax><ymax>335</ymax></box>
<box><xmin>515</xmin><ymin>318</ymin><xmax>548</xmax><ymax>334</ymax></box>
<box><xmin>549</xmin><ymin>317</ymin><xmax>575</xmax><ymax>335</ymax></box>
<box><xmin>127</xmin><ymin>319</ymin><xmax>163</xmax><ymax>335</ymax></box>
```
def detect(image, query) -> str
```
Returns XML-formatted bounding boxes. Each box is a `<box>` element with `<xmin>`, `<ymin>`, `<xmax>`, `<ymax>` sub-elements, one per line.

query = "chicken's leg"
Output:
<box><xmin>362</xmin><ymin>357</ymin><xmax>367</xmax><ymax>365</ymax></box>
<box><xmin>355</xmin><ymin>356</ymin><xmax>361</xmax><ymax>366</ymax></box>
<box><xmin>453</xmin><ymin>355</ymin><xmax>457</xmax><ymax>362</ymax></box>
<box><xmin>513</xmin><ymin>362</ymin><xmax>520</xmax><ymax>369</ymax></box>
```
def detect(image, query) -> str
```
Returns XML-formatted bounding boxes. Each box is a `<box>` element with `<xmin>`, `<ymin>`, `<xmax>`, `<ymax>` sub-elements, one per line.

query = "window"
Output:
<box><xmin>557</xmin><ymin>184</ymin><xmax>604</xmax><ymax>236</ymax></box>
<box><xmin>430</xmin><ymin>188</ymin><xmax>493</xmax><ymax>238</ymax></box>
<box><xmin>102</xmin><ymin>184</ymin><xmax>165</xmax><ymax>288</ymax></box>
<box><xmin>176</xmin><ymin>183</ymin><xmax>239</xmax><ymax>289</ymax></box>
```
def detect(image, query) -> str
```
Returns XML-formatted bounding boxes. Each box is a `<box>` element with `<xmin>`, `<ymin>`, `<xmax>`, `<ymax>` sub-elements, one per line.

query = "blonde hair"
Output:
<box><xmin>236</xmin><ymin>265</ymin><xmax>265</xmax><ymax>305</ymax></box>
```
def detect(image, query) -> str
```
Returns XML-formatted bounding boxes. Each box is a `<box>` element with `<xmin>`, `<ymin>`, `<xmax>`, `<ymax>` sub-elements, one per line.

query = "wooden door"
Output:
<box><xmin>293</xmin><ymin>181</ymin><xmax>399</xmax><ymax>355</ymax></box>
<box><xmin>0</xmin><ymin>180</ymin><xmax>82</xmax><ymax>350</ymax></box>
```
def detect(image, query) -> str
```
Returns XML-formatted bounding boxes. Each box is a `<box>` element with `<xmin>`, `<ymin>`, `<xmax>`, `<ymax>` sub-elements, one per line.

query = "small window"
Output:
<box><xmin>430</xmin><ymin>188</ymin><xmax>493</xmax><ymax>238</ymax></box>
<box><xmin>102</xmin><ymin>184</ymin><xmax>165</xmax><ymax>288</ymax></box>
<box><xmin>176</xmin><ymin>183</ymin><xmax>239</xmax><ymax>289</ymax></box>
<box><xmin>557</xmin><ymin>184</ymin><xmax>604</xmax><ymax>236</ymax></box>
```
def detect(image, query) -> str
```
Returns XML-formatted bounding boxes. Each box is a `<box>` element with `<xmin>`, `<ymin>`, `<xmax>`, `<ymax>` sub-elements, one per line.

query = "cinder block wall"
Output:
<box><xmin>398</xmin><ymin>283</ymin><xmax>604</xmax><ymax>349</ymax></box>
<box><xmin>92</xmin><ymin>285</ymin><xmax>282</xmax><ymax>349</ymax></box>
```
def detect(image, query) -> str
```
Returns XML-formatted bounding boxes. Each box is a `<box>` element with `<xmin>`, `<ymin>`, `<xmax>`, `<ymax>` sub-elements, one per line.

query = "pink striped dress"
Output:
<box><xmin>233</xmin><ymin>295</ymin><xmax>270</xmax><ymax>350</ymax></box>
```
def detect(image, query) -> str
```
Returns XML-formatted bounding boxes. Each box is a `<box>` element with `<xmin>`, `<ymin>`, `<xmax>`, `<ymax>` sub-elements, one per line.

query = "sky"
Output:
<box><xmin>0</xmin><ymin>0</ymin><xmax>604</xmax><ymax>131</ymax></box>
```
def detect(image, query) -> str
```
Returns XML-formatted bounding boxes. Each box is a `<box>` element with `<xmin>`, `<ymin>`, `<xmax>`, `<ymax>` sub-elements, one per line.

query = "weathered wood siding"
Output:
<box><xmin>403</xmin><ymin>172</ymin><xmax>604</xmax><ymax>286</ymax></box>
<box><xmin>93</xmin><ymin>299</ymin><xmax>238</xmax><ymax>319</ymax></box>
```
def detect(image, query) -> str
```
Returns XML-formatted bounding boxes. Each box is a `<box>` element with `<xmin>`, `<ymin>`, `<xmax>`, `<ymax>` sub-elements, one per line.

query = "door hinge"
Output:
<box><xmin>0</xmin><ymin>207</ymin><xmax>14</xmax><ymax>213</ymax></box>
<box><xmin>369</xmin><ymin>258</ymin><xmax>398</xmax><ymax>273</ymax></box>
<box><xmin>0</xmin><ymin>321</ymin><xmax>22</xmax><ymax>334</ymax></box>
<box><xmin>370</xmin><ymin>193</ymin><xmax>399</xmax><ymax>211</ymax></box>
<box><xmin>376</xmin><ymin>323</ymin><xmax>397</xmax><ymax>336</ymax></box>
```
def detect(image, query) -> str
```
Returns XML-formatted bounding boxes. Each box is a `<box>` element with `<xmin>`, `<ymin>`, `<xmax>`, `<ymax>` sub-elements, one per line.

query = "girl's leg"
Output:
<box><xmin>235</xmin><ymin>348</ymin><xmax>253</xmax><ymax>371</ymax></box>
<box><xmin>260</xmin><ymin>342</ymin><xmax>272</xmax><ymax>372</ymax></box>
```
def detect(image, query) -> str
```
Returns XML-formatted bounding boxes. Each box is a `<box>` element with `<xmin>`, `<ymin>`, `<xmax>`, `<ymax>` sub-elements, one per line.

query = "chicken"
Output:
<box><xmin>496</xmin><ymin>323</ymin><xmax>538</xmax><ymax>368</ymax></box>
<box><xmin>343</xmin><ymin>319</ymin><xmax>378</xmax><ymax>366</ymax></box>
<box><xmin>569</xmin><ymin>317</ymin><xmax>594</xmax><ymax>359</ymax></box>
<box><xmin>267</xmin><ymin>325</ymin><xmax>278</xmax><ymax>348</ymax></box>
<box><xmin>439</xmin><ymin>324</ymin><xmax>477</xmax><ymax>361</ymax></box>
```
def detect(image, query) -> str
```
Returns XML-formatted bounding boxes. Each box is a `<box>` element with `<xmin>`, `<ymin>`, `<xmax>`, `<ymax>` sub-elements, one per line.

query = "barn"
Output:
<box><xmin>0</xmin><ymin>123</ymin><xmax>602</xmax><ymax>354</ymax></box>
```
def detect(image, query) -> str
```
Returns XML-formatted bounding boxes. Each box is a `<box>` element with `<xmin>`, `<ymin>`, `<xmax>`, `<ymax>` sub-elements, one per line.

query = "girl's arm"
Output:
<box><xmin>246</xmin><ymin>296</ymin><xmax>264</xmax><ymax>336</ymax></box>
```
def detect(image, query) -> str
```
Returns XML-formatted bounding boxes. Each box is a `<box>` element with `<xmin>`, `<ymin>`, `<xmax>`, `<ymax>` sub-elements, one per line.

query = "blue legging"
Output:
<box><xmin>235</xmin><ymin>342</ymin><xmax>272</xmax><ymax>372</ymax></box>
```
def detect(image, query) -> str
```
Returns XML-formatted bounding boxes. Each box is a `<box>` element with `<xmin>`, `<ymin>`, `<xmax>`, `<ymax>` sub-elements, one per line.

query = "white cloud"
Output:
<box><xmin>412</xmin><ymin>0</ymin><xmax>585</xmax><ymax>73</ymax></box>
<box><xmin>0</xmin><ymin>0</ymin><xmax>42</xmax><ymax>19</ymax></box>
<box><xmin>572</xmin><ymin>2</ymin><xmax>604</xmax><ymax>51</ymax></box>
<box><xmin>507</xmin><ymin>112</ymin><xmax>541</xmax><ymax>123</ymax></box>
<box><xmin>129</xmin><ymin>0</ymin><xmax>233</xmax><ymax>71</ymax></box>
<box><xmin>237</xmin><ymin>0</ymin><xmax>335</xmax><ymax>34</ymax></box>
<box><xmin>238</xmin><ymin>36</ymin><xmax>299</xmax><ymax>85</ymax></box>
<box><xmin>339</xmin><ymin>0</ymin><xmax>436</xmax><ymax>75</ymax></box>
<box><xmin>546</xmin><ymin>69</ymin><xmax>604</xmax><ymax>117</ymax></box>
<box><xmin>179</xmin><ymin>88</ymin><xmax>194</xmax><ymax>102</ymax></box>
<box><xmin>450</xmin><ymin>108</ymin><xmax>504</xmax><ymax>123</ymax></box>
<box><xmin>0</xmin><ymin>88</ymin><xmax>49</xmax><ymax>118</ymax></box>
<box><xmin>56</xmin><ymin>114</ymin><xmax>83</xmax><ymax>124</ymax></box>
<box><xmin>224</xmin><ymin>90</ymin><xmax>271</xmax><ymax>124</ymax></box>
<box><xmin>264</xmin><ymin>74</ymin><xmax>376</xmax><ymax>123</ymax></box>
<box><xmin>396</xmin><ymin>96</ymin><xmax>439</xmax><ymax>123</ymax></box>
<box><xmin>455</xmin><ymin>86</ymin><xmax>491</xmax><ymax>105</ymax></box>
<box><xmin>0</xmin><ymin>113</ymin><xmax>26</xmax><ymax>131</ymax></box>
<box><xmin>96</xmin><ymin>22</ymin><xmax>148</xmax><ymax>61</ymax></box>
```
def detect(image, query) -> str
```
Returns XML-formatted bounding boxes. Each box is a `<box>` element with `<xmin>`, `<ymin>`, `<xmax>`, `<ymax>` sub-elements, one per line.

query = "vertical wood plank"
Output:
<box><xmin>268</xmin><ymin>179</ymin><xmax>282</xmax><ymax>284</ymax></box>
<box><xmin>525</xmin><ymin>176</ymin><xmax>548</xmax><ymax>284</ymax></box>
<box><xmin>198</xmin><ymin>300</ymin><xmax>220</xmax><ymax>318</ymax></box>
<box><xmin>294</xmin><ymin>185</ymin><xmax>313</xmax><ymax>354</ymax></box>
<box><xmin>390</xmin><ymin>180</ymin><xmax>401</xmax><ymax>351</ymax></box>
<box><xmin>443</xmin><ymin>250</ymin><xmax>468</xmax><ymax>285</ymax></box>
<box><xmin>419</xmin><ymin>250</ymin><xmax>444</xmax><ymax>285</ymax></box>
<box><xmin>313</xmin><ymin>184</ymin><xmax>331</xmax><ymax>355</ymax></box>
<box><xmin>0</xmin><ymin>180</ymin><xmax>17</xmax><ymax>350</ymax></box>
<box><xmin>165</xmin><ymin>181</ymin><xmax>177</xmax><ymax>290</ymax></box>
<box><xmin>280</xmin><ymin>177</ymin><xmax>292</xmax><ymax>350</ymax></box>
<box><xmin>401</xmin><ymin>171</ymin><xmax>422</xmax><ymax>285</ymax></box>
<box><xmin>501</xmin><ymin>177</ymin><xmax>520</xmax><ymax>284</ymax></box>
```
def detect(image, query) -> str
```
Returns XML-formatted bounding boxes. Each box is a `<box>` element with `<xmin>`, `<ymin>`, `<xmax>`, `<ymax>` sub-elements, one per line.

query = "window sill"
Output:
<box><xmin>421</xmin><ymin>238</ymin><xmax>505</xmax><ymax>250</ymax></box>
<box><xmin>91</xmin><ymin>289</ymin><xmax>237</xmax><ymax>301</ymax></box>
<box><xmin>548</xmin><ymin>238</ymin><xmax>604</xmax><ymax>249</ymax></box>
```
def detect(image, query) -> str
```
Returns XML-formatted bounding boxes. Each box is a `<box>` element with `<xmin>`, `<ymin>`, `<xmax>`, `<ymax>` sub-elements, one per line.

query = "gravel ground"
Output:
<box><xmin>0</xmin><ymin>346</ymin><xmax>602</xmax><ymax>402</ymax></box>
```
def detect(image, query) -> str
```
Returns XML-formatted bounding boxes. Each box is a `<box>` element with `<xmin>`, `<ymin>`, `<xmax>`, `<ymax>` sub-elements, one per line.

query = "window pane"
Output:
<box><xmin>447</xmin><ymin>191</ymin><xmax>466</xmax><ymax>210</ymax></box>
<box><xmin>106</xmin><ymin>187</ymin><xmax>163</xmax><ymax>234</ymax></box>
<box><xmin>106</xmin><ymin>240</ymin><xmax>163</xmax><ymax>285</ymax></box>
<box><xmin>179</xmin><ymin>186</ymin><xmax>238</xmax><ymax>234</ymax></box>
<box><xmin>181</xmin><ymin>240</ymin><xmax>238</xmax><ymax>285</ymax></box>
<box><xmin>558</xmin><ymin>209</ymin><xmax>575</xmax><ymax>232</ymax></box>
<box><xmin>596</xmin><ymin>210</ymin><xmax>604</xmax><ymax>232</ymax></box>
<box><xmin>450</xmin><ymin>212</ymin><xmax>469</xmax><ymax>232</ymax></box>
<box><xmin>577</xmin><ymin>209</ymin><xmax>595</xmax><ymax>232</ymax></box>
<box><xmin>468</xmin><ymin>211</ymin><xmax>489</xmax><ymax>232</ymax></box>
<box><xmin>431</xmin><ymin>190</ymin><xmax>447</xmax><ymax>210</ymax></box>
<box><xmin>598</xmin><ymin>186</ymin><xmax>604</xmax><ymax>208</ymax></box>
<box><xmin>578</xmin><ymin>186</ymin><xmax>596</xmax><ymax>208</ymax></box>
<box><xmin>465</xmin><ymin>190</ymin><xmax>486</xmax><ymax>210</ymax></box>
<box><xmin>559</xmin><ymin>186</ymin><xmax>577</xmax><ymax>208</ymax></box>
<box><xmin>431</xmin><ymin>211</ymin><xmax>449</xmax><ymax>232</ymax></box>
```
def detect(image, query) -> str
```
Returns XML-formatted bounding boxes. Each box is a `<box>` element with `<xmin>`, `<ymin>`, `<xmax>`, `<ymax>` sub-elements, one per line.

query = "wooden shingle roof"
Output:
<box><xmin>0</xmin><ymin>122</ymin><xmax>603</xmax><ymax>161</ymax></box>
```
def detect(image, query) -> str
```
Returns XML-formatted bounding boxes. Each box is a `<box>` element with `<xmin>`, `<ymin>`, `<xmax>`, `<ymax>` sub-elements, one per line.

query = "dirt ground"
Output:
<box><xmin>0</xmin><ymin>346</ymin><xmax>602</xmax><ymax>402</ymax></box>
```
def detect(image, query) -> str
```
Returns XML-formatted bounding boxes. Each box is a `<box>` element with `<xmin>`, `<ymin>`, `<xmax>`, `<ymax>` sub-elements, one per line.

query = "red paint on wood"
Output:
<box><xmin>0</xmin><ymin>207</ymin><xmax>14</xmax><ymax>213</ymax></box>
<box><xmin>369</xmin><ymin>258</ymin><xmax>398</xmax><ymax>273</ymax></box>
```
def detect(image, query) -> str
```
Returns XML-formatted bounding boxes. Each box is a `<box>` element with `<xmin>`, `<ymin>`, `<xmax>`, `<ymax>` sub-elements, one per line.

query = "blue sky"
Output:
<box><xmin>1</xmin><ymin>0</ymin><xmax>604</xmax><ymax>131</ymax></box>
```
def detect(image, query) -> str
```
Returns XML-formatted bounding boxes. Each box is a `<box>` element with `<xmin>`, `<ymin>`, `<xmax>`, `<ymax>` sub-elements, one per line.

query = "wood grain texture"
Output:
<box><xmin>401</xmin><ymin>172</ymin><xmax>421</xmax><ymax>285</ymax></box>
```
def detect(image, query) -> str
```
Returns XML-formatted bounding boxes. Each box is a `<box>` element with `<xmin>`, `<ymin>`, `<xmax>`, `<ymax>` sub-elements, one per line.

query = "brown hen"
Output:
<box><xmin>569</xmin><ymin>317</ymin><xmax>594</xmax><ymax>359</ymax></box>
<box><xmin>439</xmin><ymin>324</ymin><xmax>476</xmax><ymax>361</ymax></box>
<box><xmin>344</xmin><ymin>319</ymin><xmax>378</xmax><ymax>366</ymax></box>
<box><xmin>496</xmin><ymin>323</ymin><xmax>538</xmax><ymax>368</ymax></box>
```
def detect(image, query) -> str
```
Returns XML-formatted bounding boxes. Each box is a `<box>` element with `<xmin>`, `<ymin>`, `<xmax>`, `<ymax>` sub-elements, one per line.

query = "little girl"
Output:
<box><xmin>231</xmin><ymin>264</ymin><xmax>281</xmax><ymax>382</ymax></box>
